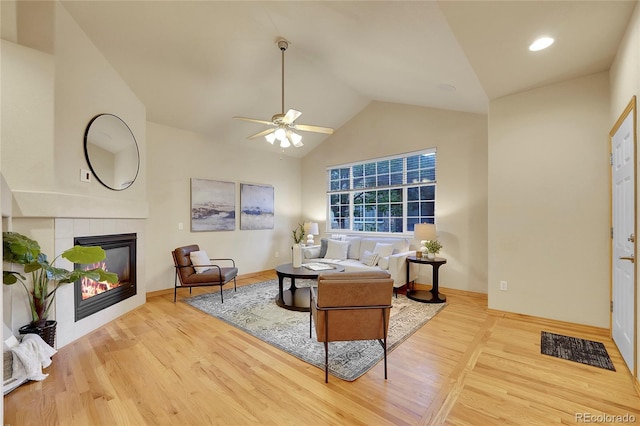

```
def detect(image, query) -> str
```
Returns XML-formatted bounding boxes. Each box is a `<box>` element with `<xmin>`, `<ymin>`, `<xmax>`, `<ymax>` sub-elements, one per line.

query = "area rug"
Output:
<box><xmin>184</xmin><ymin>279</ymin><xmax>447</xmax><ymax>381</ymax></box>
<box><xmin>540</xmin><ymin>331</ymin><xmax>615</xmax><ymax>371</ymax></box>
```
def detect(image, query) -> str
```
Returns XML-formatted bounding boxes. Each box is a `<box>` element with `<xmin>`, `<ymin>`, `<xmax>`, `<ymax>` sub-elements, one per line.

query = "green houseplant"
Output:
<box><xmin>291</xmin><ymin>223</ymin><xmax>306</xmax><ymax>244</ymax></box>
<box><xmin>2</xmin><ymin>232</ymin><xmax>118</xmax><ymax>329</ymax></box>
<box><xmin>291</xmin><ymin>223</ymin><xmax>306</xmax><ymax>268</ymax></box>
<box><xmin>423</xmin><ymin>239</ymin><xmax>443</xmax><ymax>258</ymax></box>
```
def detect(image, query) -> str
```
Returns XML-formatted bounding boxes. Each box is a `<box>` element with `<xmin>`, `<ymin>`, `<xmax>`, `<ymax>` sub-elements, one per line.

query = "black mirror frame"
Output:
<box><xmin>84</xmin><ymin>113</ymin><xmax>140</xmax><ymax>191</ymax></box>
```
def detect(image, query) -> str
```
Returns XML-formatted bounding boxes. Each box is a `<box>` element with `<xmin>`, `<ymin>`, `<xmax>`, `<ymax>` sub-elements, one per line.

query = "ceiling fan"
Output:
<box><xmin>233</xmin><ymin>39</ymin><xmax>334</xmax><ymax>149</ymax></box>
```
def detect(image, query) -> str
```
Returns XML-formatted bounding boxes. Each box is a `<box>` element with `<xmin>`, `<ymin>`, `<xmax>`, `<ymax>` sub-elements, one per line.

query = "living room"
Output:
<box><xmin>2</xmin><ymin>0</ymin><xmax>640</xmax><ymax>421</ymax></box>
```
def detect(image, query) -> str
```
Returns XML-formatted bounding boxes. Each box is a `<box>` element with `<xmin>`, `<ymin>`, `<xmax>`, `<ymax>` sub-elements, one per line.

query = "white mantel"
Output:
<box><xmin>12</xmin><ymin>190</ymin><xmax>148</xmax><ymax>219</ymax></box>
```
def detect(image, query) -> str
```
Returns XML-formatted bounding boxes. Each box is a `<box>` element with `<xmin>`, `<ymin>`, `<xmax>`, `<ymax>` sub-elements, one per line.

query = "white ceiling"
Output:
<box><xmin>60</xmin><ymin>1</ymin><xmax>636</xmax><ymax>158</ymax></box>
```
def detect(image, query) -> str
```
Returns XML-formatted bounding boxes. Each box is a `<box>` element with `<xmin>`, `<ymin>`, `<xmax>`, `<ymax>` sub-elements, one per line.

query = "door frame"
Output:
<box><xmin>610</xmin><ymin>95</ymin><xmax>637</xmax><ymax>378</ymax></box>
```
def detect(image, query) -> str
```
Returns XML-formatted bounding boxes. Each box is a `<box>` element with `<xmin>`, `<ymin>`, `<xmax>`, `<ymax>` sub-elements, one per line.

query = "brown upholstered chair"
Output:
<box><xmin>309</xmin><ymin>270</ymin><xmax>394</xmax><ymax>382</ymax></box>
<box><xmin>172</xmin><ymin>245</ymin><xmax>238</xmax><ymax>303</ymax></box>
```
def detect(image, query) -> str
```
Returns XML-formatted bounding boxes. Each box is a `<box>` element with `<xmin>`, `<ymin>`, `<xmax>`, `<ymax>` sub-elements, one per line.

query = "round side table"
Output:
<box><xmin>405</xmin><ymin>256</ymin><xmax>447</xmax><ymax>303</ymax></box>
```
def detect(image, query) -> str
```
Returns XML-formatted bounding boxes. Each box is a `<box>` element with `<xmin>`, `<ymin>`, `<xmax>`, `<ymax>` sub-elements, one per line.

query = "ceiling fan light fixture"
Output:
<box><xmin>288</xmin><ymin>130</ymin><xmax>303</xmax><ymax>146</ymax></box>
<box><xmin>233</xmin><ymin>37</ymin><xmax>334</xmax><ymax>151</ymax></box>
<box><xmin>265</xmin><ymin>132</ymin><xmax>276</xmax><ymax>144</ymax></box>
<box><xmin>274</xmin><ymin>127</ymin><xmax>287</xmax><ymax>141</ymax></box>
<box><xmin>280</xmin><ymin>137</ymin><xmax>291</xmax><ymax>148</ymax></box>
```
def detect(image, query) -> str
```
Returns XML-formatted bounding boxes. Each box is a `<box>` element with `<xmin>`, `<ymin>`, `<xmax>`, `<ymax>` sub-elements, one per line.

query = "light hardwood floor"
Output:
<box><xmin>4</xmin><ymin>271</ymin><xmax>640</xmax><ymax>425</ymax></box>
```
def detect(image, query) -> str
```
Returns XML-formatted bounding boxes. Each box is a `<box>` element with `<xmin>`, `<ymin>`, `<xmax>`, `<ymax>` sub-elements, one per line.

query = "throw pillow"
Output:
<box><xmin>324</xmin><ymin>239</ymin><xmax>349</xmax><ymax>260</ymax></box>
<box><xmin>319</xmin><ymin>238</ymin><xmax>328</xmax><ymax>258</ymax></box>
<box><xmin>361</xmin><ymin>250</ymin><xmax>380</xmax><ymax>267</ymax></box>
<box><xmin>373</xmin><ymin>243</ymin><xmax>394</xmax><ymax>258</ymax></box>
<box><xmin>378</xmin><ymin>256</ymin><xmax>390</xmax><ymax>270</ymax></box>
<box><xmin>190</xmin><ymin>250</ymin><xmax>212</xmax><ymax>273</ymax></box>
<box><xmin>345</xmin><ymin>237</ymin><xmax>362</xmax><ymax>259</ymax></box>
<box><xmin>304</xmin><ymin>246</ymin><xmax>321</xmax><ymax>259</ymax></box>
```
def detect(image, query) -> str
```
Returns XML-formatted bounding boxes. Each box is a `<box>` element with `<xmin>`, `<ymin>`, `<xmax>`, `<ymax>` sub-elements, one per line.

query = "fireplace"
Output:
<box><xmin>74</xmin><ymin>233</ymin><xmax>137</xmax><ymax>321</ymax></box>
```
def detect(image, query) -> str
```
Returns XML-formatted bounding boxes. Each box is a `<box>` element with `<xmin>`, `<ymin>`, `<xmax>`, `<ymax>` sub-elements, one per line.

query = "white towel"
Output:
<box><xmin>10</xmin><ymin>334</ymin><xmax>57</xmax><ymax>381</ymax></box>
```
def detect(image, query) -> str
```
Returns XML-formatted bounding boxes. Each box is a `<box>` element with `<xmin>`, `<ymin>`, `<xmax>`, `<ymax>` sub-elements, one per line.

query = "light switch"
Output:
<box><xmin>80</xmin><ymin>169</ymin><xmax>91</xmax><ymax>182</ymax></box>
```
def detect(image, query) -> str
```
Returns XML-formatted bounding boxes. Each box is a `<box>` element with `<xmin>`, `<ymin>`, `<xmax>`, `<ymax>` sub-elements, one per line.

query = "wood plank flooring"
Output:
<box><xmin>4</xmin><ymin>270</ymin><xmax>640</xmax><ymax>425</ymax></box>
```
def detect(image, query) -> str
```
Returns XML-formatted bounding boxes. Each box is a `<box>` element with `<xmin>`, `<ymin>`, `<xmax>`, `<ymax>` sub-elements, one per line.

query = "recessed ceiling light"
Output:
<box><xmin>529</xmin><ymin>37</ymin><xmax>554</xmax><ymax>52</ymax></box>
<box><xmin>437</xmin><ymin>83</ymin><xmax>457</xmax><ymax>92</ymax></box>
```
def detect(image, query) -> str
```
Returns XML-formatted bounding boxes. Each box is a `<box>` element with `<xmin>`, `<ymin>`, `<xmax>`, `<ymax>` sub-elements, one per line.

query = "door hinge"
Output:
<box><xmin>611</xmin><ymin>300</ymin><xmax>613</xmax><ymax>313</ymax></box>
<box><xmin>611</xmin><ymin>227</ymin><xmax>614</xmax><ymax>239</ymax></box>
<box><xmin>610</xmin><ymin>153</ymin><xmax>613</xmax><ymax>166</ymax></box>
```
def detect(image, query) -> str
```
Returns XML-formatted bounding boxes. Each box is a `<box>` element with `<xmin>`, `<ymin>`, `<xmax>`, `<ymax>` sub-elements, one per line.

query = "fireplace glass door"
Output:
<box><xmin>74</xmin><ymin>233</ymin><xmax>137</xmax><ymax>321</ymax></box>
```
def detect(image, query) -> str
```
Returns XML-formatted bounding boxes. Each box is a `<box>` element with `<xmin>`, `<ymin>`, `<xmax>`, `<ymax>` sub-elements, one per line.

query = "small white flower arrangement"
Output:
<box><xmin>423</xmin><ymin>239</ymin><xmax>443</xmax><ymax>255</ymax></box>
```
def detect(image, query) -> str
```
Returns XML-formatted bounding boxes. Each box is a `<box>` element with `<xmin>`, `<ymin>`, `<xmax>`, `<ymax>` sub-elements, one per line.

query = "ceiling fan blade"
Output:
<box><xmin>233</xmin><ymin>116</ymin><xmax>274</xmax><ymax>126</ymax></box>
<box><xmin>247</xmin><ymin>128</ymin><xmax>275</xmax><ymax>140</ymax></box>
<box><xmin>295</xmin><ymin>124</ymin><xmax>335</xmax><ymax>135</ymax></box>
<box><xmin>282</xmin><ymin>109</ymin><xmax>302</xmax><ymax>124</ymax></box>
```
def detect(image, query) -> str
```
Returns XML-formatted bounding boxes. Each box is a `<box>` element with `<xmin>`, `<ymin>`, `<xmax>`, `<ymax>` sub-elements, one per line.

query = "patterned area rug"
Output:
<box><xmin>541</xmin><ymin>331</ymin><xmax>616</xmax><ymax>371</ymax></box>
<box><xmin>184</xmin><ymin>279</ymin><xmax>447</xmax><ymax>381</ymax></box>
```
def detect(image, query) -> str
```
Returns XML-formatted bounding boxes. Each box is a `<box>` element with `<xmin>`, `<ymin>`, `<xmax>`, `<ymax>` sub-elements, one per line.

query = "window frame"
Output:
<box><xmin>326</xmin><ymin>148</ymin><xmax>436</xmax><ymax>235</ymax></box>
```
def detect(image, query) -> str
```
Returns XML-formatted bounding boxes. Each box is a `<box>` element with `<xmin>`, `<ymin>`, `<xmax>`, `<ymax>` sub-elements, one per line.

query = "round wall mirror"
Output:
<box><xmin>84</xmin><ymin>114</ymin><xmax>140</xmax><ymax>191</ymax></box>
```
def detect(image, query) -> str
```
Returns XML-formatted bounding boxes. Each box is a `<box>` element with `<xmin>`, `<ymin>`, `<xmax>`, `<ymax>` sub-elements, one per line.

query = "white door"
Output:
<box><xmin>611</xmin><ymin>97</ymin><xmax>636</xmax><ymax>374</ymax></box>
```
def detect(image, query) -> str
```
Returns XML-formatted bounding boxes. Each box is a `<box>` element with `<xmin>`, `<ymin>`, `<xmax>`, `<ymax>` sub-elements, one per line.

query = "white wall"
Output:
<box><xmin>301</xmin><ymin>101</ymin><xmax>489</xmax><ymax>293</ymax></box>
<box><xmin>610</xmin><ymin>3</ymin><xmax>640</xmax><ymax>119</ymax></box>
<box><xmin>610</xmin><ymin>0</ymin><xmax>640</xmax><ymax>381</ymax></box>
<box><xmin>145</xmin><ymin>122</ymin><xmax>304</xmax><ymax>293</ymax></box>
<box><xmin>488</xmin><ymin>72</ymin><xmax>611</xmax><ymax>327</ymax></box>
<box><xmin>0</xmin><ymin>40</ymin><xmax>55</xmax><ymax>193</ymax></box>
<box><xmin>1</xmin><ymin>38</ymin><xmax>56</xmax><ymax>333</ymax></box>
<box><xmin>1</xmin><ymin>2</ymin><xmax>147</xmax><ymax>344</ymax></box>
<box><xmin>53</xmin><ymin>2</ymin><xmax>146</xmax><ymax>214</ymax></box>
<box><xmin>2</xmin><ymin>2</ymin><xmax>147</xmax><ymax>219</ymax></box>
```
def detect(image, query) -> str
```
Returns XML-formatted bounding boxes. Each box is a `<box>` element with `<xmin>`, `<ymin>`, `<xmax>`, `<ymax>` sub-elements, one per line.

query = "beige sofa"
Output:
<box><xmin>302</xmin><ymin>236</ymin><xmax>418</xmax><ymax>290</ymax></box>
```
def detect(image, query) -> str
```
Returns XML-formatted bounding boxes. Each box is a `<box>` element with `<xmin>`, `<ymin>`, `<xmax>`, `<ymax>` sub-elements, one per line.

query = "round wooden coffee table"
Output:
<box><xmin>275</xmin><ymin>263</ymin><xmax>345</xmax><ymax>311</ymax></box>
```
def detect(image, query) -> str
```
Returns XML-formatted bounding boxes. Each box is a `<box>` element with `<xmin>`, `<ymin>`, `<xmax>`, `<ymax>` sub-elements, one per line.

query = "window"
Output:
<box><xmin>327</xmin><ymin>149</ymin><xmax>436</xmax><ymax>233</ymax></box>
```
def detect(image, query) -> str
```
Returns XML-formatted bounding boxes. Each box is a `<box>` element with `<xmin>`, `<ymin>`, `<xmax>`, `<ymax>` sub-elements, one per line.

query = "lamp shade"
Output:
<box><xmin>280</xmin><ymin>137</ymin><xmax>291</xmax><ymax>148</ymax></box>
<box><xmin>306</xmin><ymin>222</ymin><xmax>319</xmax><ymax>235</ymax></box>
<box><xmin>274</xmin><ymin>127</ymin><xmax>286</xmax><ymax>140</ymax></box>
<box><xmin>305</xmin><ymin>222</ymin><xmax>319</xmax><ymax>246</ymax></box>
<box><xmin>265</xmin><ymin>133</ymin><xmax>276</xmax><ymax>144</ymax></box>
<box><xmin>414</xmin><ymin>223</ymin><xmax>436</xmax><ymax>241</ymax></box>
<box><xmin>288</xmin><ymin>130</ymin><xmax>303</xmax><ymax>147</ymax></box>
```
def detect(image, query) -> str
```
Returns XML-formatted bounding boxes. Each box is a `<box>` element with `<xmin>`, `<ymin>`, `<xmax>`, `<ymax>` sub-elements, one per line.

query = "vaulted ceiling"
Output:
<box><xmin>60</xmin><ymin>1</ymin><xmax>636</xmax><ymax>157</ymax></box>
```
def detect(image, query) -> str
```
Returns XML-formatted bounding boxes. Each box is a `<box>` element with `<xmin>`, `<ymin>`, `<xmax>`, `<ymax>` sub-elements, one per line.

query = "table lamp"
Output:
<box><xmin>305</xmin><ymin>222</ymin><xmax>319</xmax><ymax>246</ymax></box>
<box><xmin>414</xmin><ymin>223</ymin><xmax>436</xmax><ymax>257</ymax></box>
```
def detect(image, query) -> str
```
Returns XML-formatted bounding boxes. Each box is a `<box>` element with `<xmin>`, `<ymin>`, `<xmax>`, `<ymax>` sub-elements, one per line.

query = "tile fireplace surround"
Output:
<box><xmin>53</xmin><ymin>218</ymin><xmax>146</xmax><ymax>348</ymax></box>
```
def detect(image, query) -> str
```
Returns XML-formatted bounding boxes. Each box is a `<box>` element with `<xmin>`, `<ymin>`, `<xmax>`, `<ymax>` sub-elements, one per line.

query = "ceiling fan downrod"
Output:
<box><xmin>277</xmin><ymin>39</ymin><xmax>288</xmax><ymax>115</ymax></box>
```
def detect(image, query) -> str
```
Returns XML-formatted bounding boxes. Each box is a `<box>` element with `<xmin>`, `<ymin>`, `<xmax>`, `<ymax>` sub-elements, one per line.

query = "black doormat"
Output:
<box><xmin>541</xmin><ymin>331</ymin><xmax>615</xmax><ymax>371</ymax></box>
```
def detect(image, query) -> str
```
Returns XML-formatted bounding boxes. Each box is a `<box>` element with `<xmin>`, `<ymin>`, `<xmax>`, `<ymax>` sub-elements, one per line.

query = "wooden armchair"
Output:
<box><xmin>172</xmin><ymin>245</ymin><xmax>238</xmax><ymax>303</ymax></box>
<box><xmin>309</xmin><ymin>271</ymin><xmax>394</xmax><ymax>382</ymax></box>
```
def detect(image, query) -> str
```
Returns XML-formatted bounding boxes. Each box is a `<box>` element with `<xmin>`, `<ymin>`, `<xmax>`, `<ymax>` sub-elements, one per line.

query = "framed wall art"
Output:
<box><xmin>240</xmin><ymin>183</ymin><xmax>274</xmax><ymax>230</ymax></box>
<box><xmin>190</xmin><ymin>178</ymin><xmax>236</xmax><ymax>232</ymax></box>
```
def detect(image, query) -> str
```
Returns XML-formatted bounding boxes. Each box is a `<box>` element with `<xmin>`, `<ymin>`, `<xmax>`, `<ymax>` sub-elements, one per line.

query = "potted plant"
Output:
<box><xmin>291</xmin><ymin>223</ymin><xmax>306</xmax><ymax>245</ymax></box>
<box><xmin>423</xmin><ymin>239</ymin><xmax>443</xmax><ymax>259</ymax></box>
<box><xmin>291</xmin><ymin>223</ymin><xmax>306</xmax><ymax>267</ymax></box>
<box><xmin>2</xmin><ymin>232</ymin><xmax>118</xmax><ymax>344</ymax></box>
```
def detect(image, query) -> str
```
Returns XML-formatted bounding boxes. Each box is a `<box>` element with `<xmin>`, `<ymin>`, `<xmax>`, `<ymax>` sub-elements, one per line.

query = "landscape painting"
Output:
<box><xmin>240</xmin><ymin>183</ymin><xmax>274</xmax><ymax>230</ymax></box>
<box><xmin>190</xmin><ymin>178</ymin><xmax>236</xmax><ymax>232</ymax></box>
